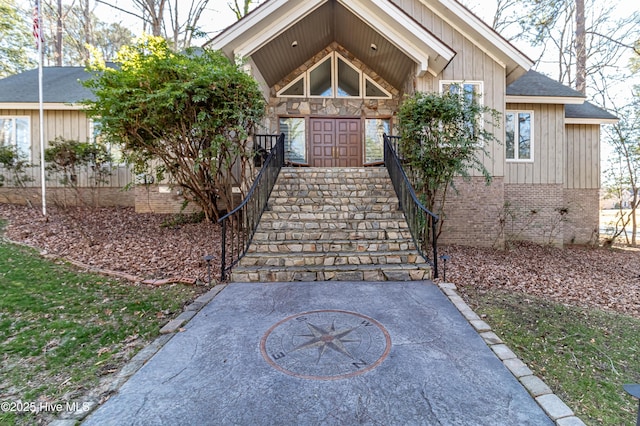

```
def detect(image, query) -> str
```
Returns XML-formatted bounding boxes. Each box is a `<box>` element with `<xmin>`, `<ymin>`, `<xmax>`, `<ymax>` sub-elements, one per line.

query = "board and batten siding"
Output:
<box><xmin>564</xmin><ymin>124</ymin><xmax>600</xmax><ymax>189</ymax></box>
<box><xmin>392</xmin><ymin>0</ymin><xmax>506</xmax><ymax>178</ymax></box>
<box><xmin>0</xmin><ymin>108</ymin><xmax>131</xmax><ymax>188</ymax></box>
<box><xmin>504</xmin><ymin>103</ymin><xmax>564</xmax><ymax>185</ymax></box>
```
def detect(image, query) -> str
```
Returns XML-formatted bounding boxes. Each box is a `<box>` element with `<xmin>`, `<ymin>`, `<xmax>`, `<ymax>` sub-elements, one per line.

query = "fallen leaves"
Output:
<box><xmin>442</xmin><ymin>242</ymin><xmax>640</xmax><ymax>319</ymax></box>
<box><xmin>0</xmin><ymin>204</ymin><xmax>221</xmax><ymax>284</ymax></box>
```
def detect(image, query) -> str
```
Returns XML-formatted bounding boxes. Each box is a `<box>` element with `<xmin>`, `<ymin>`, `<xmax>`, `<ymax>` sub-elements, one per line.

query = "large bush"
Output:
<box><xmin>83</xmin><ymin>35</ymin><xmax>266</xmax><ymax>221</ymax></box>
<box><xmin>397</xmin><ymin>89</ymin><xmax>501</xmax><ymax>237</ymax></box>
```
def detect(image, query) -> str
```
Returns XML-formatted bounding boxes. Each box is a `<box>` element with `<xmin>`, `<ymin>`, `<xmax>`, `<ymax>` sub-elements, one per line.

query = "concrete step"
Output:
<box><xmin>247</xmin><ymin>239</ymin><xmax>414</xmax><ymax>254</ymax></box>
<box><xmin>238</xmin><ymin>251</ymin><xmax>426</xmax><ymax>267</ymax></box>
<box><xmin>230</xmin><ymin>263</ymin><xmax>432</xmax><ymax>283</ymax></box>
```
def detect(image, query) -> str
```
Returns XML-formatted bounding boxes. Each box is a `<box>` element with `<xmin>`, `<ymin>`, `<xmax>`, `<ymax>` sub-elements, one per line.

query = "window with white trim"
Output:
<box><xmin>277</xmin><ymin>52</ymin><xmax>392</xmax><ymax>99</ymax></box>
<box><xmin>0</xmin><ymin>116</ymin><xmax>31</xmax><ymax>160</ymax></box>
<box><xmin>439</xmin><ymin>81</ymin><xmax>484</xmax><ymax>139</ymax></box>
<box><xmin>505</xmin><ymin>111</ymin><xmax>533</xmax><ymax>161</ymax></box>
<box><xmin>364</xmin><ymin>118</ymin><xmax>390</xmax><ymax>164</ymax></box>
<box><xmin>279</xmin><ymin>117</ymin><xmax>307</xmax><ymax>164</ymax></box>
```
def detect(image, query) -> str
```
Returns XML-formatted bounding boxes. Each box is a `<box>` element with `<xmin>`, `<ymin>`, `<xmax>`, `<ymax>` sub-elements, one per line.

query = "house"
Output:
<box><xmin>204</xmin><ymin>0</ymin><xmax>617</xmax><ymax>247</ymax></box>
<box><xmin>1</xmin><ymin>0</ymin><xmax>617</xmax><ymax>248</ymax></box>
<box><xmin>0</xmin><ymin>66</ymin><xmax>133</xmax><ymax>207</ymax></box>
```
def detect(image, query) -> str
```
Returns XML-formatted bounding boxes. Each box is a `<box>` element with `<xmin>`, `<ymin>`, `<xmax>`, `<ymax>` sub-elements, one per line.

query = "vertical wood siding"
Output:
<box><xmin>392</xmin><ymin>0</ymin><xmax>506</xmax><ymax>178</ymax></box>
<box><xmin>565</xmin><ymin>124</ymin><xmax>600</xmax><ymax>189</ymax></box>
<box><xmin>505</xmin><ymin>103</ymin><xmax>564</xmax><ymax>185</ymax></box>
<box><xmin>0</xmin><ymin>108</ymin><xmax>132</xmax><ymax>188</ymax></box>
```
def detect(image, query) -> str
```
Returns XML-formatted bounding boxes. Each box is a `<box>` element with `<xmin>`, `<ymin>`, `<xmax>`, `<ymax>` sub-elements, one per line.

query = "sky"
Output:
<box><xmin>20</xmin><ymin>0</ymin><xmax>639</xmax><ymax>104</ymax></box>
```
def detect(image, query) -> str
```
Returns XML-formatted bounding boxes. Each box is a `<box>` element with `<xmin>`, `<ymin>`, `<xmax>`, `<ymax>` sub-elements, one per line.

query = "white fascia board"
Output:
<box><xmin>506</xmin><ymin>96</ymin><xmax>585</xmax><ymax>104</ymax></box>
<box><xmin>340</xmin><ymin>0</ymin><xmax>454</xmax><ymax>76</ymax></box>
<box><xmin>418</xmin><ymin>0</ymin><xmax>533</xmax><ymax>72</ymax></box>
<box><xmin>208</xmin><ymin>0</ymin><xmax>291</xmax><ymax>51</ymax></box>
<box><xmin>234</xmin><ymin>0</ymin><xmax>327</xmax><ymax>58</ymax></box>
<box><xmin>0</xmin><ymin>102</ymin><xmax>84</xmax><ymax>110</ymax></box>
<box><xmin>245</xmin><ymin>58</ymin><xmax>270</xmax><ymax>100</ymax></box>
<box><xmin>565</xmin><ymin>117</ymin><xmax>619</xmax><ymax>125</ymax></box>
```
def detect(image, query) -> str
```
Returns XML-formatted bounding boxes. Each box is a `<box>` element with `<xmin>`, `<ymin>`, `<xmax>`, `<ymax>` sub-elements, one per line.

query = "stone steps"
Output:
<box><xmin>231</xmin><ymin>264</ymin><xmax>430</xmax><ymax>283</ymax></box>
<box><xmin>230</xmin><ymin>167</ymin><xmax>432</xmax><ymax>282</ymax></box>
<box><xmin>247</xmin><ymin>239</ymin><xmax>414</xmax><ymax>254</ymax></box>
<box><xmin>238</xmin><ymin>251</ymin><xmax>426</xmax><ymax>267</ymax></box>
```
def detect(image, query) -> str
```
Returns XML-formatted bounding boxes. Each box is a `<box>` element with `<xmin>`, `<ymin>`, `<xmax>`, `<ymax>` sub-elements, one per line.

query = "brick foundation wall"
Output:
<box><xmin>563</xmin><ymin>188</ymin><xmax>599</xmax><ymax>245</ymax></box>
<box><xmin>134</xmin><ymin>185</ymin><xmax>201</xmax><ymax>214</ymax></box>
<box><xmin>503</xmin><ymin>184</ymin><xmax>565</xmax><ymax>246</ymax></box>
<box><xmin>0</xmin><ymin>187</ymin><xmax>133</xmax><ymax>207</ymax></box>
<box><xmin>438</xmin><ymin>177</ymin><xmax>504</xmax><ymax>247</ymax></box>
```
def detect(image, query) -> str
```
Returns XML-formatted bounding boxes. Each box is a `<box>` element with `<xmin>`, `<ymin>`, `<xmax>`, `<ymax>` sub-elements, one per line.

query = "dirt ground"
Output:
<box><xmin>1</xmin><ymin>203</ymin><xmax>638</xmax><ymax>318</ymax></box>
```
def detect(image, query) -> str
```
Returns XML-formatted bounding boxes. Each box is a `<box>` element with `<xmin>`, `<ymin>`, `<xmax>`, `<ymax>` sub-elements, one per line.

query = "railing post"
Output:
<box><xmin>220</xmin><ymin>218</ymin><xmax>227</xmax><ymax>281</ymax></box>
<box><xmin>432</xmin><ymin>216</ymin><xmax>439</xmax><ymax>279</ymax></box>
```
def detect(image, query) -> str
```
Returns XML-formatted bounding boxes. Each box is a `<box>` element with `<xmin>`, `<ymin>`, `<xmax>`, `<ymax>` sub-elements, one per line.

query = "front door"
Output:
<box><xmin>310</xmin><ymin>118</ymin><xmax>362</xmax><ymax>167</ymax></box>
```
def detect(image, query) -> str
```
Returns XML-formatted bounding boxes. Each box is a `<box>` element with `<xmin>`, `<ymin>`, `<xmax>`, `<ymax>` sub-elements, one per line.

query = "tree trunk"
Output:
<box><xmin>575</xmin><ymin>0</ymin><xmax>587</xmax><ymax>94</ymax></box>
<box><xmin>56</xmin><ymin>0</ymin><xmax>63</xmax><ymax>66</ymax></box>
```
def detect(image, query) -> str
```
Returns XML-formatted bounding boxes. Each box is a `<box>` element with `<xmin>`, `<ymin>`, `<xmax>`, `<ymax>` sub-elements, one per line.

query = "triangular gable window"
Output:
<box><xmin>365</xmin><ymin>76</ymin><xmax>391</xmax><ymax>99</ymax></box>
<box><xmin>277</xmin><ymin>52</ymin><xmax>391</xmax><ymax>99</ymax></box>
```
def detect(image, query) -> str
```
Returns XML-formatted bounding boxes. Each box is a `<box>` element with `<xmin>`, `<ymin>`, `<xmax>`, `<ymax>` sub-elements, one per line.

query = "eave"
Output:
<box><xmin>0</xmin><ymin>102</ymin><xmax>85</xmax><ymax>111</ymax></box>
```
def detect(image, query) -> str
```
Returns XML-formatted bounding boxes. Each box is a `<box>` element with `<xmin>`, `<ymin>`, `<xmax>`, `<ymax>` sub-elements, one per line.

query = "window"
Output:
<box><xmin>0</xmin><ymin>116</ymin><xmax>30</xmax><ymax>160</ymax></box>
<box><xmin>364</xmin><ymin>118</ymin><xmax>390</xmax><ymax>164</ymax></box>
<box><xmin>90</xmin><ymin>120</ymin><xmax>124</xmax><ymax>164</ymax></box>
<box><xmin>505</xmin><ymin>111</ymin><xmax>533</xmax><ymax>161</ymax></box>
<box><xmin>440</xmin><ymin>81</ymin><xmax>483</xmax><ymax>104</ymax></box>
<box><xmin>279</xmin><ymin>117</ymin><xmax>306</xmax><ymax>164</ymax></box>
<box><xmin>277</xmin><ymin>52</ymin><xmax>392</xmax><ymax>99</ymax></box>
<box><xmin>440</xmin><ymin>81</ymin><xmax>484</xmax><ymax>139</ymax></box>
<box><xmin>309</xmin><ymin>56</ymin><xmax>332</xmax><ymax>97</ymax></box>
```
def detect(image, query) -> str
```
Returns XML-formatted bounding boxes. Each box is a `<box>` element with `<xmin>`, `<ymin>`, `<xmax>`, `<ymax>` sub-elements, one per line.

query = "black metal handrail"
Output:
<box><xmin>218</xmin><ymin>133</ymin><xmax>285</xmax><ymax>281</ymax></box>
<box><xmin>383</xmin><ymin>134</ymin><xmax>439</xmax><ymax>278</ymax></box>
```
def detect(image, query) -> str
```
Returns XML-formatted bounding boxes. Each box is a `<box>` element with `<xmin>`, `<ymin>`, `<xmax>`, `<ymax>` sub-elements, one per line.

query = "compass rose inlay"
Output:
<box><xmin>260</xmin><ymin>310</ymin><xmax>391</xmax><ymax>380</ymax></box>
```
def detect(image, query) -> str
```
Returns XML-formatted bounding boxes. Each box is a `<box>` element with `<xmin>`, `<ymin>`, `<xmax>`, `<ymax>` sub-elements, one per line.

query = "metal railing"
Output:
<box><xmin>383</xmin><ymin>134</ymin><xmax>439</xmax><ymax>278</ymax></box>
<box><xmin>218</xmin><ymin>133</ymin><xmax>285</xmax><ymax>281</ymax></box>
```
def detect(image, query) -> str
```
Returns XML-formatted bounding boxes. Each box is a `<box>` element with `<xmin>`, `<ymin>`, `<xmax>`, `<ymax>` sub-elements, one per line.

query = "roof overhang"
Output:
<box><xmin>565</xmin><ymin>117</ymin><xmax>619</xmax><ymax>125</ymax></box>
<box><xmin>506</xmin><ymin>95</ymin><xmax>585</xmax><ymax>104</ymax></box>
<box><xmin>207</xmin><ymin>0</ymin><xmax>455</xmax><ymax>87</ymax></box>
<box><xmin>0</xmin><ymin>102</ymin><xmax>84</xmax><ymax>110</ymax></box>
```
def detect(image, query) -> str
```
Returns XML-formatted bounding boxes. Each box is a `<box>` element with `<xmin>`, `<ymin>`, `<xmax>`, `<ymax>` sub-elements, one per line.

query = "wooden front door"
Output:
<box><xmin>310</xmin><ymin>118</ymin><xmax>362</xmax><ymax>167</ymax></box>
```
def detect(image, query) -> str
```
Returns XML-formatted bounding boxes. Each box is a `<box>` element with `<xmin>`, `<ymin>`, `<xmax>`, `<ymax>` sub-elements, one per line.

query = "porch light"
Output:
<box><xmin>439</xmin><ymin>254</ymin><xmax>451</xmax><ymax>282</ymax></box>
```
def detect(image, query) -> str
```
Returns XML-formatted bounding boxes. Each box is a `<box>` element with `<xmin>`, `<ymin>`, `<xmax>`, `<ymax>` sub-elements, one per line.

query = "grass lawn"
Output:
<box><xmin>461</xmin><ymin>285</ymin><xmax>640</xmax><ymax>426</ymax></box>
<box><xmin>0</xmin><ymin>238</ymin><xmax>202</xmax><ymax>425</ymax></box>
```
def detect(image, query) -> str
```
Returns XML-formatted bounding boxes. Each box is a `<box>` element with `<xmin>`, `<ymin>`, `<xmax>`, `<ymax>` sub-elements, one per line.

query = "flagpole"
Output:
<box><xmin>37</xmin><ymin>0</ymin><xmax>46</xmax><ymax>217</ymax></box>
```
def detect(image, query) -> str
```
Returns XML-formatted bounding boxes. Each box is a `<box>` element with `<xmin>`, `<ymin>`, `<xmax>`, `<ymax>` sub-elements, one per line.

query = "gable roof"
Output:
<box><xmin>506</xmin><ymin>70</ymin><xmax>585</xmax><ymax>104</ymax></box>
<box><xmin>206</xmin><ymin>0</ymin><xmax>457</xmax><ymax>89</ymax></box>
<box><xmin>207</xmin><ymin>0</ymin><xmax>536</xmax><ymax>91</ymax></box>
<box><xmin>0</xmin><ymin>66</ymin><xmax>94</xmax><ymax>110</ymax></box>
<box><xmin>565</xmin><ymin>101</ymin><xmax>618</xmax><ymax>124</ymax></box>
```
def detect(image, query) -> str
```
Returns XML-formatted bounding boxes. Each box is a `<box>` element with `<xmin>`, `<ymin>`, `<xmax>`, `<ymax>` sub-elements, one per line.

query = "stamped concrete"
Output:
<box><xmin>83</xmin><ymin>281</ymin><xmax>554</xmax><ymax>425</ymax></box>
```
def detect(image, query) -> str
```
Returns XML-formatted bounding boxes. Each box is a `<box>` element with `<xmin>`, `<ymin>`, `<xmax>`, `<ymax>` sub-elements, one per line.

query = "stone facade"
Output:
<box><xmin>264</xmin><ymin>43</ymin><xmax>402</xmax><ymax>133</ymax></box>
